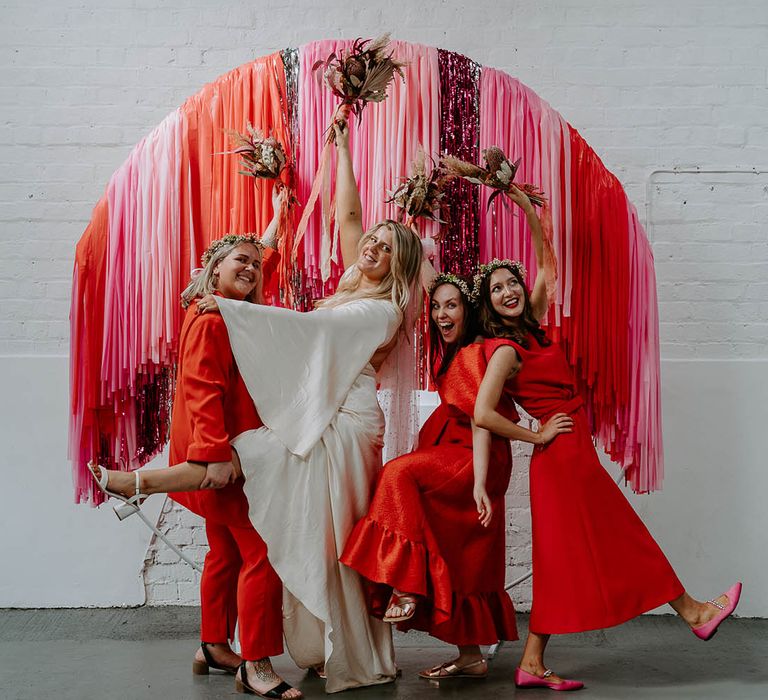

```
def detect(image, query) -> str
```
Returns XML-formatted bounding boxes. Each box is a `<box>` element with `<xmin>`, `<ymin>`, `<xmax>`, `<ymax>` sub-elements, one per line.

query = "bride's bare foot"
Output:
<box><xmin>309</xmin><ymin>662</ymin><xmax>326</xmax><ymax>679</ymax></box>
<box><xmin>237</xmin><ymin>659</ymin><xmax>303</xmax><ymax>699</ymax></box>
<box><xmin>89</xmin><ymin>463</ymin><xmax>136</xmax><ymax>499</ymax></box>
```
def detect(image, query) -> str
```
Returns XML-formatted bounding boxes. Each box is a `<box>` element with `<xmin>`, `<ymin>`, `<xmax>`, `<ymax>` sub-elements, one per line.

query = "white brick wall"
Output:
<box><xmin>143</xmin><ymin>499</ymin><xmax>204</xmax><ymax>605</ymax></box>
<box><xmin>651</xmin><ymin>172</ymin><xmax>768</xmax><ymax>358</ymax></box>
<box><xmin>3</xmin><ymin>0</ymin><xmax>766</xmax><ymax>353</ymax></box>
<box><xmin>3</xmin><ymin>0</ymin><xmax>767</xmax><ymax>611</ymax></box>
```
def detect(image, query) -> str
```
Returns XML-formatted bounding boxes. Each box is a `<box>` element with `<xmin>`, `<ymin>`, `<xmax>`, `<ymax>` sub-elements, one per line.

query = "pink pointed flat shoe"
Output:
<box><xmin>514</xmin><ymin>667</ymin><xmax>584</xmax><ymax>691</ymax></box>
<box><xmin>692</xmin><ymin>581</ymin><xmax>742</xmax><ymax>641</ymax></box>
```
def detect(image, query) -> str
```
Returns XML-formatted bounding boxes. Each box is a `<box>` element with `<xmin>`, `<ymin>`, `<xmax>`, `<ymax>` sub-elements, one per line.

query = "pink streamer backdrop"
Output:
<box><xmin>70</xmin><ymin>42</ymin><xmax>664</xmax><ymax>498</ymax></box>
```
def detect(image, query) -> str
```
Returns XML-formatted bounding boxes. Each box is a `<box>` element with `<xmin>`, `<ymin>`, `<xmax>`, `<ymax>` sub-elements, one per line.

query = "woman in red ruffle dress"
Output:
<box><xmin>343</xmin><ymin>271</ymin><xmax>533</xmax><ymax>681</ymax></box>
<box><xmin>473</xmin><ymin>185</ymin><xmax>742</xmax><ymax>692</ymax></box>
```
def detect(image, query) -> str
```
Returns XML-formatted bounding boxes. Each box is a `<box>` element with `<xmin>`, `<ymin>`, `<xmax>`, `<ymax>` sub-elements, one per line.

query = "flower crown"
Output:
<box><xmin>201</xmin><ymin>234</ymin><xmax>264</xmax><ymax>267</ymax></box>
<box><xmin>428</xmin><ymin>272</ymin><xmax>476</xmax><ymax>306</ymax></box>
<box><xmin>472</xmin><ymin>258</ymin><xmax>527</xmax><ymax>300</ymax></box>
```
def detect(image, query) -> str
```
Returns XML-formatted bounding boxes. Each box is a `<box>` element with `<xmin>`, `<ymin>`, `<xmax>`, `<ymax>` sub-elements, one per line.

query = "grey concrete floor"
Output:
<box><xmin>0</xmin><ymin>608</ymin><xmax>765</xmax><ymax>699</ymax></box>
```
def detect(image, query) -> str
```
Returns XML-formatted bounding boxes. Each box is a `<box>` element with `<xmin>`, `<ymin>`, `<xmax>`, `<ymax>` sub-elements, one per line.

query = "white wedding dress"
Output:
<box><xmin>217</xmin><ymin>297</ymin><xmax>400</xmax><ymax>693</ymax></box>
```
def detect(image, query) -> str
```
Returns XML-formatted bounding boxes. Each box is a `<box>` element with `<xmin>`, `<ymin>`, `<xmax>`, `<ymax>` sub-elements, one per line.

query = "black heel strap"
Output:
<box><xmin>263</xmin><ymin>681</ymin><xmax>294</xmax><ymax>699</ymax></box>
<box><xmin>238</xmin><ymin>660</ymin><xmax>249</xmax><ymax>685</ymax></box>
<box><xmin>200</xmin><ymin>642</ymin><xmax>215</xmax><ymax>666</ymax></box>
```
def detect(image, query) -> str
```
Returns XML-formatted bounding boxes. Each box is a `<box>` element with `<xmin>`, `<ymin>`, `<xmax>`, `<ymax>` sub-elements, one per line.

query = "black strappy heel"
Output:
<box><xmin>192</xmin><ymin>642</ymin><xmax>239</xmax><ymax>675</ymax></box>
<box><xmin>235</xmin><ymin>661</ymin><xmax>302</xmax><ymax>698</ymax></box>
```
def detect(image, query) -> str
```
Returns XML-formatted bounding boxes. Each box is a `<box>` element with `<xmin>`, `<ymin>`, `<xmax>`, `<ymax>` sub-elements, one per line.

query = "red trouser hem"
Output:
<box><xmin>200</xmin><ymin>520</ymin><xmax>283</xmax><ymax>658</ymax></box>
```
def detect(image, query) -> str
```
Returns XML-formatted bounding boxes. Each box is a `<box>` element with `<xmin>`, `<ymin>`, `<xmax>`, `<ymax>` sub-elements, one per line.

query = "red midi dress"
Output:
<box><xmin>484</xmin><ymin>336</ymin><xmax>685</xmax><ymax>634</ymax></box>
<box><xmin>341</xmin><ymin>343</ymin><xmax>519</xmax><ymax>645</ymax></box>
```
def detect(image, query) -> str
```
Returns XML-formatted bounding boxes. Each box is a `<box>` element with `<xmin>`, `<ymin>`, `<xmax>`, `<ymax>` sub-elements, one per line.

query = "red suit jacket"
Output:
<box><xmin>169</xmin><ymin>250</ymin><xmax>277</xmax><ymax>527</ymax></box>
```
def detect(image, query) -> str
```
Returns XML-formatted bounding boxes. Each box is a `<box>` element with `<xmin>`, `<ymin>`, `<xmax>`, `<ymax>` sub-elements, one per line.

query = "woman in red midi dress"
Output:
<box><xmin>473</xmin><ymin>185</ymin><xmax>742</xmax><ymax>691</ymax></box>
<box><xmin>342</xmin><ymin>273</ymin><xmax>523</xmax><ymax>680</ymax></box>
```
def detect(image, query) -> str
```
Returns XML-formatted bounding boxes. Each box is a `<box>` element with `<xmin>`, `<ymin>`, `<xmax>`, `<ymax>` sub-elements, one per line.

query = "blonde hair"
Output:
<box><xmin>318</xmin><ymin>220</ymin><xmax>423</xmax><ymax>316</ymax></box>
<box><xmin>180</xmin><ymin>238</ymin><xmax>264</xmax><ymax>308</ymax></box>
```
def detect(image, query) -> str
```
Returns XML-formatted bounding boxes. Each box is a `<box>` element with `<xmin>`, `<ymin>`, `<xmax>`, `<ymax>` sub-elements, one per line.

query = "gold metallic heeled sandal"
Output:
<box><xmin>419</xmin><ymin>658</ymin><xmax>488</xmax><ymax>679</ymax></box>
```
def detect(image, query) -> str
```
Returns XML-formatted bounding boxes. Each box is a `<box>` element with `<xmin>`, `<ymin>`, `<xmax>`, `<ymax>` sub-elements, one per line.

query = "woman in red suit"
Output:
<box><xmin>473</xmin><ymin>185</ymin><xmax>741</xmax><ymax>691</ymax></box>
<box><xmin>91</xmin><ymin>222</ymin><xmax>303</xmax><ymax>700</ymax></box>
<box><xmin>342</xmin><ymin>273</ymin><xmax>528</xmax><ymax>680</ymax></box>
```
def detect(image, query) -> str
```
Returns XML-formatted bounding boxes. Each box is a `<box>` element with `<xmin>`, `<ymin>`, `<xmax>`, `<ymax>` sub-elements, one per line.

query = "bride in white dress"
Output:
<box><xmin>209</xmin><ymin>115</ymin><xmax>425</xmax><ymax>692</ymax></box>
<box><xmin>91</xmin><ymin>117</ymin><xmax>424</xmax><ymax>693</ymax></box>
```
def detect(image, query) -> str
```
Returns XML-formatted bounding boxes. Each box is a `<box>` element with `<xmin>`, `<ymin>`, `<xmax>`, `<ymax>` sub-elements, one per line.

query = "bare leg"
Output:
<box><xmin>91</xmin><ymin>447</ymin><xmax>244</xmax><ymax>499</ymax></box>
<box><xmin>517</xmin><ymin>590</ymin><xmax>733</xmax><ymax>684</ymax></box>
<box><xmin>518</xmin><ymin>631</ymin><xmax>581</xmax><ymax>686</ymax></box>
<box><xmin>454</xmin><ymin>644</ymin><xmax>486</xmax><ymax>674</ymax></box>
<box><xmin>669</xmin><ymin>590</ymin><xmax>730</xmax><ymax>628</ymax></box>
<box><xmin>519</xmin><ymin>631</ymin><xmax>555</xmax><ymax>678</ymax></box>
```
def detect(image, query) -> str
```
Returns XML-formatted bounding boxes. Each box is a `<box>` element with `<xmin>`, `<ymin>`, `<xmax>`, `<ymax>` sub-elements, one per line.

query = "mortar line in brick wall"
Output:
<box><xmin>662</xmin><ymin>358</ymin><xmax>768</xmax><ymax>363</ymax></box>
<box><xmin>0</xmin><ymin>354</ymin><xmax>69</xmax><ymax>359</ymax></box>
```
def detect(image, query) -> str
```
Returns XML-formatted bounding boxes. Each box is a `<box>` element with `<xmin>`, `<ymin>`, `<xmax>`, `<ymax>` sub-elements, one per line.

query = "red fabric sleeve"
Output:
<box><xmin>482</xmin><ymin>337</ymin><xmax>525</xmax><ymax>364</ymax></box>
<box><xmin>479</xmin><ymin>339</ymin><xmax>522</xmax><ymax>423</ymax></box>
<box><xmin>181</xmin><ymin>315</ymin><xmax>235</xmax><ymax>463</ymax></box>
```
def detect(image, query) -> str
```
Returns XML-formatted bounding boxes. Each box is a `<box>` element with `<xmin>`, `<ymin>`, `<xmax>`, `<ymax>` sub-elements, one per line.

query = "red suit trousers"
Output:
<box><xmin>200</xmin><ymin>520</ymin><xmax>283</xmax><ymax>659</ymax></box>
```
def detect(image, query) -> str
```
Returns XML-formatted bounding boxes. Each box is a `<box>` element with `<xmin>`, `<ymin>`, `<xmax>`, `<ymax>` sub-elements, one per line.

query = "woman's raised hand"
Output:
<box><xmin>196</xmin><ymin>294</ymin><xmax>220</xmax><ymax>315</ymax></box>
<box><xmin>271</xmin><ymin>184</ymin><xmax>286</xmax><ymax>211</ymax></box>
<box><xmin>332</xmin><ymin>104</ymin><xmax>352</xmax><ymax>149</ymax></box>
<box><xmin>537</xmin><ymin>412</ymin><xmax>574</xmax><ymax>446</ymax></box>
<box><xmin>507</xmin><ymin>183</ymin><xmax>535</xmax><ymax>213</ymax></box>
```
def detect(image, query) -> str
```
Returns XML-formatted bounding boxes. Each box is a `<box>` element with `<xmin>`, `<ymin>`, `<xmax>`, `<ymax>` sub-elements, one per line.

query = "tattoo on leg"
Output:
<box><xmin>251</xmin><ymin>658</ymin><xmax>280</xmax><ymax>683</ymax></box>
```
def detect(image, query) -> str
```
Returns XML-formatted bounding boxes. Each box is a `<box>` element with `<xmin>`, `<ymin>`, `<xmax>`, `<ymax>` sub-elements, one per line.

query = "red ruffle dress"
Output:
<box><xmin>484</xmin><ymin>336</ymin><xmax>685</xmax><ymax>634</ymax></box>
<box><xmin>341</xmin><ymin>343</ymin><xmax>519</xmax><ymax>645</ymax></box>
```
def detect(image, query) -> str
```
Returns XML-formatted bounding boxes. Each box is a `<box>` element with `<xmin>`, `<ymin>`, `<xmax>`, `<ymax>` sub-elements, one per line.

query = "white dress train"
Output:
<box><xmin>217</xmin><ymin>297</ymin><xmax>400</xmax><ymax>693</ymax></box>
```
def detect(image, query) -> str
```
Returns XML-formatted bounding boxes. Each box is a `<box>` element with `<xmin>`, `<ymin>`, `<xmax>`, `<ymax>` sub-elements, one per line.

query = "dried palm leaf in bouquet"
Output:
<box><xmin>225</xmin><ymin>124</ymin><xmax>295</xmax><ymax>253</ymax></box>
<box><xmin>442</xmin><ymin>146</ymin><xmax>547</xmax><ymax>209</ymax></box>
<box><xmin>313</xmin><ymin>33</ymin><xmax>407</xmax><ymax>131</ymax></box>
<box><xmin>386</xmin><ymin>146</ymin><xmax>448</xmax><ymax>228</ymax></box>
<box><xmin>443</xmin><ymin>147</ymin><xmax>557</xmax><ymax>304</ymax></box>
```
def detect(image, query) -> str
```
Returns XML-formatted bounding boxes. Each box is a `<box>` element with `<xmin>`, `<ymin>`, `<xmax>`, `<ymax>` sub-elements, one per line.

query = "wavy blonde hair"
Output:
<box><xmin>318</xmin><ymin>220</ymin><xmax>423</xmax><ymax>317</ymax></box>
<box><xmin>180</xmin><ymin>238</ymin><xmax>264</xmax><ymax>308</ymax></box>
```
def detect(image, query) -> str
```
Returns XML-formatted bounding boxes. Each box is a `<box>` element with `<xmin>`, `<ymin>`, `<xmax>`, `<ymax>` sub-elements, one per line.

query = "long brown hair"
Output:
<box><xmin>476</xmin><ymin>263</ymin><xmax>550</xmax><ymax>348</ymax></box>
<box><xmin>428</xmin><ymin>277</ymin><xmax>478</xmax><ymax>379</ymax></box>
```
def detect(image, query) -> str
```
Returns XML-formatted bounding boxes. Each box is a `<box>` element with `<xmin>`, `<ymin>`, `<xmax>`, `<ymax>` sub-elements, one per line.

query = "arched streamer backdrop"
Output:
<box><xmin>69</xmin><ymin>40</ymin><xmax>663</xmax><ymax>505</ymax></box>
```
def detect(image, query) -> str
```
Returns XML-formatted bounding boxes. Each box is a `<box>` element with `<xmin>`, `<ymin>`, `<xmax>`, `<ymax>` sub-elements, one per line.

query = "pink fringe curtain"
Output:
<box><xmin>69</xmin><ymin>54</ymin><xmax>290</xmax><ymax>504</ymax></box>
<box><xmin>477</xmin><ymin>68</ymin><xmax>661</xmax><ymax>492</ymax></box>
<box><xmin>70</xmin><ymin>42</ymin><xmax>663</xmax><ymax>500</ymax></box>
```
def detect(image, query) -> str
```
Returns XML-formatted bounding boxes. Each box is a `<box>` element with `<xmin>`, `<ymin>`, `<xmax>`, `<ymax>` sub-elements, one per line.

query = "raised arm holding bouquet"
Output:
<box><xmin>226</xmin><ymin>125</ymin><xmax>296</xmax><ymax>297</ymax></box>
<box><xmin>442</xmin><ymin>146</ymin><xmax>546</xmax><ymax>209</ymax></box>
<box><xmin>386</xmin><ymin>145</ymin><xmax>448</xmax><ymax>229</ymax></box>
<box><xmin>443</xmin><ymin>146</ymin><xmax>557</xmax><ymax>305</ymax></box>
<box><xmin>294</xmin><ymin>34</ymin><xmax>407</xmax><ymax>280</ymax></box>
